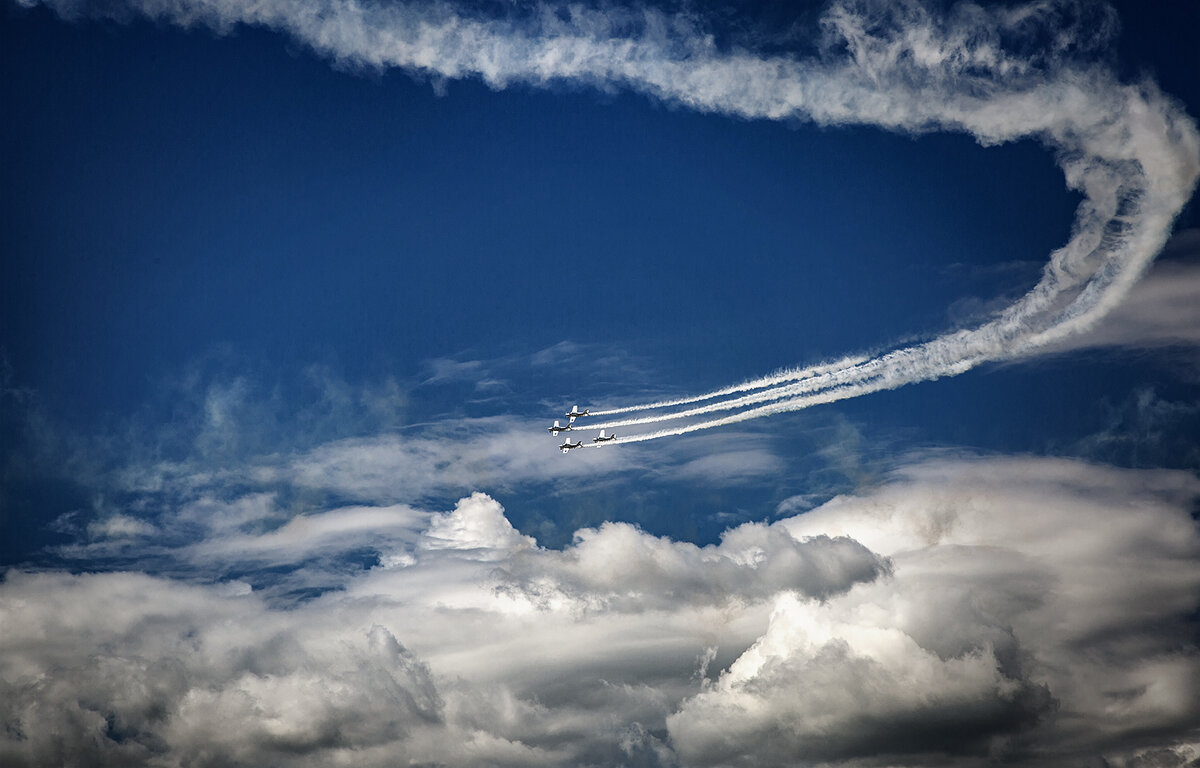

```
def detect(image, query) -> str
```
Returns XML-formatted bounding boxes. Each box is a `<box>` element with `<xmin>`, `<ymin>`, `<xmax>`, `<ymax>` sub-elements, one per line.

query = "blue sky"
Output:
<box><xmin>3</xmin><ymin>0</ymin><xmax>1200</xmax><ymax>765</ymax></box>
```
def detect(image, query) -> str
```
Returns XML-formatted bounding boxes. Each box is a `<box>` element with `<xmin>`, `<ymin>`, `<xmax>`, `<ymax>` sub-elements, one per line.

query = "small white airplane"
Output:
<box><xmin>547</xmin><ymin>420</ymin><xmax>572</xmax><ymax>436</ymax></box>
<box><xmin>559</xmin><ymin>439</ymin><xmax>584</xmax><ymax>453</ymax></box>
<box><xmin>592</xmin><ymin>429</ymin><xmax>616</xmax><ymax>443</ymax></box>
<box><xmin>565</xmin><ymin>405</ymin><xmax>590</xmax><ymax>421</ymax></box>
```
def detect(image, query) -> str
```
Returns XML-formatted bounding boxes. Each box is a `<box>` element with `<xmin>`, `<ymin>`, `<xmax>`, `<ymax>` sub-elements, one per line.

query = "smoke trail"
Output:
<box><xmin>608</xmin><ymin>345</ymin><xmax>987</xmax><ymax>444</ymax></box>
<box><xmin>585</xmin><ymin>331</ymin><xmax>981</xmax><ymax>437</ymax></box>
<box><xmin>25</xmin><ymin>0</ymin><xmax>1198</xmax><ymax>442</ymax></box>
<box><xmin>585</xmin><ymin>355</ymin><xmax>887</xmax><ymax>430</ymax></box>
<box><xmin>586</xmin><ymin>355</ymin><xmax>872</xmax><ymax>417</ymax></box>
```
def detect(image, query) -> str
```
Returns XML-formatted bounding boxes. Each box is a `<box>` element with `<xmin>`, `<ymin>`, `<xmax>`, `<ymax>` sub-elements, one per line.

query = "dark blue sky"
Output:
<box><xmin>2</xmin><ymin>3</ymin><xmax>1084</xmax><ymax>412</ymax></box>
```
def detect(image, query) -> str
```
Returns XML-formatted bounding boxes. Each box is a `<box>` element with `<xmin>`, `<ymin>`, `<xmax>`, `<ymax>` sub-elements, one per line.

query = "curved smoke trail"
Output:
<box><xmin>25</xmin><ymin>0</ymin><xmax>1198</xmax><ymax>443</ymax></box>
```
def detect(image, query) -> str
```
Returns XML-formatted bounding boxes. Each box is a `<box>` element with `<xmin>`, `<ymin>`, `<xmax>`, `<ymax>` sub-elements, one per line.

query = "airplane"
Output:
<box><xmin>565</xmin><ymin>405</ymin><xmax>590</xmax><ymax>421</ymax></box>
<box><xmin>592</xmin><ymin>429</ymin><xmax>616</xmax><ymax>443</ymax></box>
<box><xmin>547</xmin><ymin>420</ymin><xmax>572</xmax><ymax>436</ymax></box>
<box><xmin>559</xmin><ymin>439</ymin><xmax>584</xmax><ymax>453</ymax></box>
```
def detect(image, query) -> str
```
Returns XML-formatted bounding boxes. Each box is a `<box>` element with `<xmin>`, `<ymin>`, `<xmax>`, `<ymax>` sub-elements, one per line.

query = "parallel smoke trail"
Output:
<box><xmin>26</xmin><ymin>0</ymin><xmax>1198</xmax><ymax>440</ymax></box>
<box><xmin>610</xmin><ymin>388</ymin><xmax>880</xmax><ymax>445</ymax></box>
<box><xmin>585</xmin><ymin>355</ymin><xmax>884</xmax><ymax>430</ymax></box>
<box><xmin>605</xmin><ymin>345</ymin><xmax>988</xmax><ymax>444</ymax></box>
<box><xmin>586</xmin><ymin>355</ymin><xmax>871</xmax><ymax>417</ymax></box>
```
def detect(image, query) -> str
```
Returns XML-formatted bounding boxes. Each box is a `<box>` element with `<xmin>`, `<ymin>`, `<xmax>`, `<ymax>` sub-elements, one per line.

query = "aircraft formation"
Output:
<box><xmin>550</xmin><ymin>406</ymin><xmax>615</xmax><ymax>453</ymax></box>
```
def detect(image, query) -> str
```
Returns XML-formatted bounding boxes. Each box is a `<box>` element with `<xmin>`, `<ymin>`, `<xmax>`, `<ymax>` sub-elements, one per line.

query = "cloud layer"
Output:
<box><xmin>4</xmin><ymin>456</ymin><xmax>1199</xmax><ymax>766</ymax></box>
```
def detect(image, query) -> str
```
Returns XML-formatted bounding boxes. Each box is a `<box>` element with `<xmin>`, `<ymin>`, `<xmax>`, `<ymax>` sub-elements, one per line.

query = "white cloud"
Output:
<box><xmin>4</xmin><ymin>457</ymin><xmax>1199</xmax><ymax>766</ymax></box>
<box><xmin>0</xmin><ymin>571</ymin><xmax>447</xmax><ymax>767</ymax></box>
<box><xmin>420</xmin><ymin>357</ymin><xmax>486</xmax><ymax>384</ymax></box>
<box><xmin>6</xmin><ymin>490</ymin><xmax>876</xmax><ymax>766</ymax></box>
<box><xmin>669</xmin><ymin>591</ymin><xmax>1049</xmax><ymax>766</ymax></box>
<box><xmin>422</xmin><ymin>492</ymin><xmax>536</xmax><ymax>557</ymax></box>
<box><xmin>674</xmin><ymin>449</ymin><xmax>786</xmax><ymax>484</ymax></box>
<box><xmin>670</xmin><ymin>457</ymin><xmax>1200</xmax><ymax>765</ymax></box>
<box><xmin>265</xmin><ymin>417</ymin><xmax>638</xmax><ymax>500</ymax></box>
<box><xmin>86</xmin><ymin>513</ymin><xmax>157</xmax><ymax>539</ymax></box>
<box><xmin>189</xmin><ymin>502</ymin><xmax>428</xmax><ymax>562</ymax></box>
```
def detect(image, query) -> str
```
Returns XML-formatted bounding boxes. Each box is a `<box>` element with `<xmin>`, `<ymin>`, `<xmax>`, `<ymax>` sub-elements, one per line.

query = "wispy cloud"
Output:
<box><xmin>1072</xmin><ymin>387</ymin><xmax>1200</xmax><ymax>469</ymax></box>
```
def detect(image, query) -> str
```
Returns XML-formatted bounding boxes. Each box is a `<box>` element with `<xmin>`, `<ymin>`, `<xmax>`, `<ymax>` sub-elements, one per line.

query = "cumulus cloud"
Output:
<box><xmin>671</xmin><ymin>458</ymin><xmax>1200</xmax><ymax>766</ymax></box>
<box><xmin>0</xmin><ymin>571</ymin><xmax>443</xmax><ymax>767</ymax></box>
<box><xmin>4</xmin><ymin>457</ymin><xmax>1199</xmax><ymax>766</ymax></box>
<box><xmin>670</xmin><ymin>592</ymin><xmax>1053</xmax><ymax>766</ymax></box>
<box><xmin>422</xmin><ymin>492</ymin><xmax>537</xmax><ymax>557</ymax></box>
<box><xmin>495</xmin><ymin>517</ymin><xmax>889</xmax><ymax>612</ymax></box>
<box><xmin>0</xmin><ymin>491</ymin><xmax>886</xmax><ymax>767</ymax></box>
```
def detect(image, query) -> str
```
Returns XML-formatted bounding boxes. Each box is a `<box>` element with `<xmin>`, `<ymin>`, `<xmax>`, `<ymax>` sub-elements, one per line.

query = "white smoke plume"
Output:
<box><xmin>19</xmin><ymin>0</ymin><xmax>1199</xmax><ymax>441</ymax></box>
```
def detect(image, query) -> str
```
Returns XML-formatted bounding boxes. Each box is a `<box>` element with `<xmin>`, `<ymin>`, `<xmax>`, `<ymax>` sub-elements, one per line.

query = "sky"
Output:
<box><xmin>2</xmin><ymin>0</ymin><xmax>1200</xmax><ymax>765</ymax></box>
